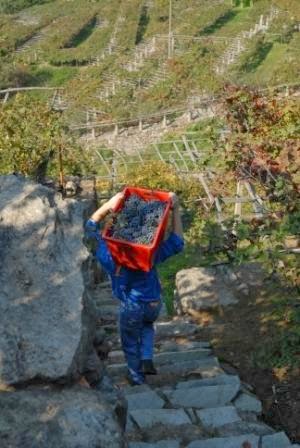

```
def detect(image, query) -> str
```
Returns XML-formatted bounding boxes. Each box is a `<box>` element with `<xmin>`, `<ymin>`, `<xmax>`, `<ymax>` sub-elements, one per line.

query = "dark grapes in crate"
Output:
<box><xmin>111</xmin><ymin>194</ymin><xmax>167</xmax><ymax>245</ymax></box>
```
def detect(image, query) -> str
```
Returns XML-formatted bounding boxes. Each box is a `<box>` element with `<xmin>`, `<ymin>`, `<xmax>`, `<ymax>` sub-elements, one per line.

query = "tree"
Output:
<box><xmin>0</xmin><ymin>95</ymin><xmax>74</xmax><ymax>181</ymax></box>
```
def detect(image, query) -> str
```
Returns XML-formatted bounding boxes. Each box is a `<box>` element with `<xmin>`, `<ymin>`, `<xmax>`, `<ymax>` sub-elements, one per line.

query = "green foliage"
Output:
<box><xmin>0</xmin><ymin>94</ymin><xmax>91</xmax><ymax>179</ymax></box>
<box><xmin>217</xmin><ymin>87</ymin><xmax>300</xmax><ymax>289</ymax></box>
<box><xmin>0</xmin><ymin>63</ymin><xmax>35</xmax><ymax>89</ymax></box>
<box><xmin>199</xmin><ymin>10</ymin><xmax>237</xmax><ymax>35</ymax></box>
<box><xmin>135</xmin><ymin>4</ymin><xmax>150</xmax><ymax>45</ymax></box>
<box><xmin>0</xmin><ymin>0</ymin><xmax>52</xmax><ymax>14</ymax></box>
<box><xmin>119</xmin><ymin>160</ymin><xmax>203</xmax><ymax>205</ymax></box>
<box><xmin>29</xmin><ymin>66</ymin><xmax>78</xmax><ymax>86</ymax></box>
<box><xmin>252</xmin><ymin>292</ymin><xmax>300</xmax><ymax>369</ymax></box>
<box><xmin>64</xmin><ymin>15</ymin><xmax>98</xmax><ymax>49</ymax></box>
<box><xmin>240</xmin><ymin>38</ymin><xmax>273</xmax><ymax>73</ymax></box>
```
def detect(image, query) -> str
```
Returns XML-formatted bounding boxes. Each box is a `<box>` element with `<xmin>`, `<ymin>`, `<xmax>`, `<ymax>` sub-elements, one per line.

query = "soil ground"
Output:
<box><xmin>193</xmin><ymin>277</ymin><xmax>300</xmax><ymax>444</ymax></box>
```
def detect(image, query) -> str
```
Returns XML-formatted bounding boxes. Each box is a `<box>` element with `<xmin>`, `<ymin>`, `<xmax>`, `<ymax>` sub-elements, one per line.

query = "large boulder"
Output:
<box><xmin>0</xmin><ymin>386</ymin><xmax>124</xmax><ymax>448</ymax></box>
<box><xmin>0</xmin><ymin>175</ymin><xmax>96</xmax><ymax>386</ymax></box>
<box><xmin>175</xmin><ymin>267</ymin><xmax>238</xmax><ymax>314</ymax></box>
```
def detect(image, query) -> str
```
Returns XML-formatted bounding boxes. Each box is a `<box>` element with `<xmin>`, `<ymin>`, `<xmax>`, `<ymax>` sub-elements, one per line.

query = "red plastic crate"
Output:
<box><xmin>102</xmin><ymin>186</ymin><xmax>172</xmax><ymax>272</ymax></box>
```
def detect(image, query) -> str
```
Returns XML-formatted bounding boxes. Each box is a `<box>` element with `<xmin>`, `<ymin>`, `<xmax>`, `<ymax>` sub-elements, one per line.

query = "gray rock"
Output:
<box><xmin>125</xmin><ymin>390</ymin><xmax>165</xmax><ymax>410</ymax></box>
<box><xmin>165</xmin><ymin>383</ymin><xmax>240</xmax><ymax>409</ymax></box>
<box><xmin>237</xmin><ymin>411</ymin><xmax>258</xmax><ymax>422</ymax></box>
<box><xmin>176</xmin><ymin>374</ymin><xmax>240</xmax><ymax>389</ymax></box>
<box><xmin>65</xmin><ymin>180</ymin><xmax>79</xmax><ymax>197</ymax></box>
<box><xmin>217</xmin><ymin>421</ymin><xmax>275</xmax><ymax>437</ymax></box>
<box><xmin>123</xmin><ymin>384</ymin><xmax>152</xmax><ymax>395</ymax></box>
<box><xmin>0</xmin><ymin>386</ymin><xmax>123</xmax><ymax>448</ymax></box>
<box><xmin>97</xmin><ymin>304</ymin><xmax>119</xmax><ymax>318</ymax></box>
<box><xmin>130</xmin><ymin>409</ymin><xmax>190</xmax><ymax>429</ymax></box>
<box><xmin>95</xmin><ymin>297</ymin><xmax>116</xmax><ymax>307</ymax></box>
<box><xmin>95</xmin><ymin>374</ymin><xmax>127</xmax><ymax>430</ymax></box>
<box><xmin>109</xmin><ymin>350</ymin><xmax>125</xmax><ymax>363</ymax></box>
<box><xmin>129</xmin><ymin>441</ymin><xmax>180</xmax><ymax>448</ymax></box>
<box><xmin>159</xmin><ymin>302</ymin><xmax>169</xmax><ymax>319</ymax></box>
<box><xmin>158</xmin><ymin>357</ymin><xmax>220</xmax><ymax>373</ymax></box>
<box><xmin>186</xmin><ymin>408</ymin><xmax>198</xmax><ymax>424</ymax></box>
<box><xmin>198</xmin><ymin>366</ymin><xmax>226</xmax><ymax>378</ymax></box>
<box><xmin>233</xmin><ymin>262</ymin><xmax>265</xmax><ymax>288</ymax></box>
<box><xmin>156</xmin><ymin>348</ymin><xmax>212</xmax><ymax>364</ymax></box>
<box><xmin>176</xmin><ymin>268</ymin><xmax>238</xmax><ymax>313</ymax></box>
<box><xmin>83</xmin><ymin>349</ymin><xmax>103</xmax><ymax>385</ymax></box>
<box><xmin>216</xmin><ymin>265</ymin><xmax>238</xmax><ymax>284</ymax></box>
<box><xmin>155</xmin><ymin>320</ymin><xmax>199</xmax><ymax>339</ymax></box>
<box><xmin>158</xmin><ymin>341</ymin><xmax>211</xmax><ymax>352</ymax></box>
<box><xmin>234</xmin><ymin>392</ymin><xmax>262</xmax><ymax>414</ymax></box>
<box><xmin>196</xmin><ymin>406</ymin><xmax>241</xmax><ymax>429</ymax></box>
<box><xmin>261</xmin><ymin>432</ymin><xmax>291</xmax><ymax>448</ymax></box>
<box><xmin>187</xmin><ymin>434</ymin><xmax>260</xmax><ymax>448</ymax></box>
<box><xmin>0</xmin><ymin>175</ymin><xmax>95</xmax><ymax>385</ymax></box>
<box><xmin>236</xmin><ymin>283</ymin><xmax>250</xmax><ymax>296</ymax></box>
<box><xmin>94</xmin><ymin>328</ymin><xmax>107</xmax><ymax>346</ymax></box>
<box><xmin>126</xmin><ymin>414</ymin><xmax>135</xmax><ymax>432</ymax></box>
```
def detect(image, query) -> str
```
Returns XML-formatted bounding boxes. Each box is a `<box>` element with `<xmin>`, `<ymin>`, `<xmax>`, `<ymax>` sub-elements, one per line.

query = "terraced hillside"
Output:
<box><xmin>1</xmin><ymin>0</ymin><xmax>300</xmax><ymax>124</ymax></box>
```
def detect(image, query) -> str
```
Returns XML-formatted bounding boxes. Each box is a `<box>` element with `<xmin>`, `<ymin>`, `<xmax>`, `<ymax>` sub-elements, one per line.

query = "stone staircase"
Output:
<box><xmin>92</xmin><ymin>281</ymin><xmax>297</xmax><ymax>448</ymax></box>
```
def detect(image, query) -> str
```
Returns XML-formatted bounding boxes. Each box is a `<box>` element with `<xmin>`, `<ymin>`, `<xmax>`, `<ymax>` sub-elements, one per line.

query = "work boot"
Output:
<box><xmin>142</xmin><ymin>359</ymin><xmax>157</xmax><ymax>375</ymax></box>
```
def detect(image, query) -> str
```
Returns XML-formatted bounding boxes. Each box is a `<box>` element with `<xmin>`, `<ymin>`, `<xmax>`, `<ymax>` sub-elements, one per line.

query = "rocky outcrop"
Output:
<box><xmin>175</xmin><ymin>267</ymin><xmax>238</xmax><ymax>315</ymax></box>
<box><xmin>175</xmin><ymin>264</ymin><xmax>267</xmax><ymax>316</ymax></box>
<box><xmin>0</xmin><ymin>387</ymin><xmax>124</xmax><ymax>448</ymax></box>
<box><xmin>0</xmin><ymin>175</ymin><xmax>95</xmax><ymax>386</ymax></box>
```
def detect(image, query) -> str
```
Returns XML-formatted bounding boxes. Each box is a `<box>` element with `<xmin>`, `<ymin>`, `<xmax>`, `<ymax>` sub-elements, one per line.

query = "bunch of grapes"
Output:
<box><xmin>111</xmin><ymin>194</ymin><xmax>167</xmax><ymax>245</ymax></box>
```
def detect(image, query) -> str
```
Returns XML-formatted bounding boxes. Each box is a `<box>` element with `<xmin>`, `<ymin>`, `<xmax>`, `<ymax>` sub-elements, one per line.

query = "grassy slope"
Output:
<box><xmin>1</xmin><ymin>0</ymin><xmax>300</xmax><ymax>116</ymax></box>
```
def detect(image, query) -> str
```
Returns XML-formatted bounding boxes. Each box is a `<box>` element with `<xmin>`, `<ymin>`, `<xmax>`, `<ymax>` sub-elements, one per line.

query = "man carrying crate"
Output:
<box><xmin>85</xmin><ymin>191</ymin><xmax>184</xmax><ymax>385</ymax></box>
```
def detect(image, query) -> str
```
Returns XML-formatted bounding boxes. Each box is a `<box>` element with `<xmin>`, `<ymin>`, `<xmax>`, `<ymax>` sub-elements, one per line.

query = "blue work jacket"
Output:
<box><xmin>85</xmin><ymin>219</ymin><xmax>184</xmax><ymax>302</ymax></box>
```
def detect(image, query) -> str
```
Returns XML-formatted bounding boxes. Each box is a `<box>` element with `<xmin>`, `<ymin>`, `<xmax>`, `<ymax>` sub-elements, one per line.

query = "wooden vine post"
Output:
<box><xmin>58</xmin><ymin>143</ymin><xmax>65</xmax><ymax>190</ymax></box>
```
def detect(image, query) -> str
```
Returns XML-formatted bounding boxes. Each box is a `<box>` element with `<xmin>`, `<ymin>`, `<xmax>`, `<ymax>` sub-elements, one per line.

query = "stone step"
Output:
<box><xmin>158</xmin><ymin>356</ymin><xmax>221</xmax><ymax>374</ymax></box>
<box><xmin>94</xmin><ymin>295</ymin><xmax>116</xmax><ymax>305</ymax></box>
<box><xmin>196</xmin><ymin>406</ymin><xmax>241</xmax><ymax>429</ymax></box>
<box><xmin>125</xmin><ymin>389</ymin><xmax>165</xmax><ymax>411</ymax></box>
<box><xmin>164</xmin><ymin>382</ymin><xmax>240</xmax><ymax>409</ymax></box>
<box><xmin>155</xmin><ymin>321</ymin><xmax>200</xmax><ymax>339</ymax></box>
<box><xmin>96</xmin><ymin>304</ymin><xmax>119</xmax><ymax>316</ymax></box>
<box><xmin>157</xmin><ymin>340</ymin><xmax>211</xmax><ymax>352</ymax></box>
<box><xmin>186</xmin><ymin>434</ymin><xmax>260</xmax><ymax>448</ymax></box>
<box><xmin>129</xmin><ymin>409</ymin><xmax>191</xmax><ymax>429</ymax></box>
<box><xmin>175</xmin><ymin>374</ymin><xmax>240</xmax><ymax>390</ymax></box>
<box><xmin>216</xmin><ymin>421</ymin><xmax>275</xmax><ymax>438</ymax></box>
<box><xmin>261</xmin><ymin>432</ymin><xmax>291</xmax><ymax>448</ymax></box>
<box><xmin>109</xmin><ymin>348</ymin><xmax>212</xmax><ymax>366</ymax></box>
<box><xmin>129</xmin><ymin>442</ymin><xmax>180</xmax><ymax>448</ymax></box>
<box><xmin>107</xmin><ymin>357</ymin><xmax>220</xmax><ymax>379</ymax></box>
<box><xmin>109</xmin><ymin>341</ymin><xmax>212</xmax><ymax>363</ymax></box>
<box><xmin>233</xmin><ymin>391</ymin><xmax>262</xmax><ymax>414</ymax></box>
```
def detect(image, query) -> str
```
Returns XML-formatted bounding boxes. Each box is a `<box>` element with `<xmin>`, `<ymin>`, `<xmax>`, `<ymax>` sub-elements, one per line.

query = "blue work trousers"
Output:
<box><xmin>119</xmin><ymin>297</ymin><xmax>162</xmax><ymax>384</ymax></box>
